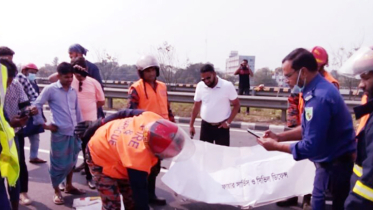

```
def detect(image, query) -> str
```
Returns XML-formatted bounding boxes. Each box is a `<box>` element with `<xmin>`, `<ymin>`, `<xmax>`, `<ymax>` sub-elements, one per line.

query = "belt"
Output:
<box><xmin>315</xmin><ymin>153</ymin><xmax>354</xmax><ymax>168</ymax></box>
<box><xmin>202</xmin><ymin>120</ymin><xmax>226</xmax><ymax>126</ymax></box>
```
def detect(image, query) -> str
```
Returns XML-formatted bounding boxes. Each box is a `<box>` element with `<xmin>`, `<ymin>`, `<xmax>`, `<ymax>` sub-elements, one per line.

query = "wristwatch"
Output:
<box><xmin>225</xmin><ymin>121</ymin><xmax>230</xmax><ymax>127</ymax></box>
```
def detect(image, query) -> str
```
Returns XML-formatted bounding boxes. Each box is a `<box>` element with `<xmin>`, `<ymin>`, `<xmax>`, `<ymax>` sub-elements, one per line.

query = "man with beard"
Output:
<box><xmin>340</xmin><ymin>47</ymin><xmax>373</xmax><ymax>210</ymax></box>
<box><xmin>190</xmin><ymin>64</ymin><xmax>240</xmax><ymax>146</ymax></box>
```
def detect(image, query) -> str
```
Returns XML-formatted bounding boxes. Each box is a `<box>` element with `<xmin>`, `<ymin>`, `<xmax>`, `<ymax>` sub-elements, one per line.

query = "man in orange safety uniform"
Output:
<box><xmin>127</xmin><ymin>55</ymin><xmax>174</xmax><ymax>206</ymax></box>
<box><xmin>74</xmin><ymin>109</ymin><xmax>189</xmax><ymax>210</ymax></box>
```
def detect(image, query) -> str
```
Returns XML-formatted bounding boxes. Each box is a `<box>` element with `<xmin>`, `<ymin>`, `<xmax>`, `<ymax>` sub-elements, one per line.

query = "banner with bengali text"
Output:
<box><xmin>162</xmin><ymin>140</ymin><xmax>315</xmax><ymax>208</ymax></box>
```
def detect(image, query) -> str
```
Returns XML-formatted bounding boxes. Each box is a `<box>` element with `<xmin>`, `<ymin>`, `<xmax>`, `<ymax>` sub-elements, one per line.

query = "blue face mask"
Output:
<box><xmin>291</xmin><ymin>69</ymin><xmax>306</xmax><ymax>94</ymax></box>
<box><xmin>27</xmin><ymin>73</ymin><xmax>36</xmax><ymax>81</ymax></box>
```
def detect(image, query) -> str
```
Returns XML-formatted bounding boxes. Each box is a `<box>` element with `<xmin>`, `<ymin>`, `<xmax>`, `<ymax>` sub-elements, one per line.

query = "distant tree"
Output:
<box><xmin>38</xmin><ymin>57</ymin><xmax>59</xmax><ymax>77</ymax></box>
<box><xmin>330</xmin><ymin>44</ymin><xmax>362</xmax><ymax>90</ymax></box>
<box><xmin>156</xmin><ymin>42</ymin><xmax>180</xmax><ymax>84</ymax></box>
<box><xmin>253</xmin><ymin>67</ymin><xmax>277</xmax><ymax>86</ymax></box>
<box><xmin>95</xmin><ymin>50</ymin><xmax>119</xmax><ymax>82</ymax></box>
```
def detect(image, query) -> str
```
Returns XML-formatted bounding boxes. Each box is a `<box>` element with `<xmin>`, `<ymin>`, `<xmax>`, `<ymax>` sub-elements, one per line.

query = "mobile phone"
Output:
<box><xmin>247</xmin><ymin>129</ymin><xmax>260</xmax><ymax>138</ymax></box>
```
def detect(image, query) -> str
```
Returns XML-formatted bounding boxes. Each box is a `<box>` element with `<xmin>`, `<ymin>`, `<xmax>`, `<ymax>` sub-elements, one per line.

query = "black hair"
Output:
<box><xmin>200</xmin><ymin>64</ymin><xmax>215</xmax><ymax>73</ymax></box>
<box><xmin>57</xmin><ymin>62</ymin><xmax>74</xmax><ymax>75</ymax></box>
<box><xmin>243</xmin><ymin>59</ymin><xmax>248</xmax><ymax>62</ymax></box>
<box><xmin>71</xmin><ymin>57</ymin><xmax>88</xmax><ymax>77</ymax></box>
<box><xmin>71</xmin><ymin>57</ymin><xmax>87</xmax><ymax>69</ymax></box>
<box><xmin>282</xmin><ymin>48</ymin><xmax>318</xmax><ymax>72</ymax></box>
<box><xmin>0</xmin><ymin>47</ymin><xmax>15</xmax><ymax>56</ymax></box>
<box><xmin>0</xmin><ymin>58</ymin><xmax>17</xmax><ymax>78</ymax></box>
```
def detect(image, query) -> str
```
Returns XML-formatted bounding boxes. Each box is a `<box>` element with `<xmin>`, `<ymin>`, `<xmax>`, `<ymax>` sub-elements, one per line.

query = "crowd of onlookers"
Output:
<box><xmin>0</xmin><ymin>44</ymin><xmax>106</xmax><ymax>209</ymax></box>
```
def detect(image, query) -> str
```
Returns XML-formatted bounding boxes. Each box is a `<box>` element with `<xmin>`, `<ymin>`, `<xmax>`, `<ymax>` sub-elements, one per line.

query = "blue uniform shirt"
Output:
<box><xmin>290</xmin><ymin>74</ymin><xmax>356</xmax><ymax>163</ymax></box>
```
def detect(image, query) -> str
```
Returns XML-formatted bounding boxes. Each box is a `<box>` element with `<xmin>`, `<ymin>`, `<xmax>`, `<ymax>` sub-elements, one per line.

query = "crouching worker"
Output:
<box><xmin>74</xmin><ymin>109</ymin><xmax>190</xmax><ymax>210</ymax></box>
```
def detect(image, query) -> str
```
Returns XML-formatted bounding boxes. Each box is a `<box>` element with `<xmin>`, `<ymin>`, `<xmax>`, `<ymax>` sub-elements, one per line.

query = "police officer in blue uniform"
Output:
<box><xmin>339</xmin><ymin>46</ymin><xmax>373</xmax><ymax>210</ymax></box>
<box><xmin>258</xmin><ymin>48</ymin><xmax>356</xmax><ymax>210</ymax></box>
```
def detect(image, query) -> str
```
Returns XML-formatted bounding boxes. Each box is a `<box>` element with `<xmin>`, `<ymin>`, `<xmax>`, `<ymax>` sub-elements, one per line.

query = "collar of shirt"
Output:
<box><xmin>203</xmin><ymin>76</ymin><xmax>222</xmax><ymax>89</ymax></box>
<box><xmin>302</xmin><ymin>73</ymin><xmax>322</xmax><ymax>94</ymax></box>
<box><xmin>56</xmin><ymin>80</ymin><xmax>72</xmax><ymax>90</ymax></box>
<box><xmin>354</xmin><ymin>98</ymin><xmax>373</xmax><ymax>119</ymax></box>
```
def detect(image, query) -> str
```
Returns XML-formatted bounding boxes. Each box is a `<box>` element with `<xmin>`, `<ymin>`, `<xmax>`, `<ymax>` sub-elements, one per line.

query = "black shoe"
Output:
<box><xmin>149</xmin><ymin>195</ymin><xmax>166</xmax><ymax>206</ymax></box>
<box><xmin>276</xmin><ymin>197</ymin><xmax>298</xmax><ymax>207</ymax></box>
<box><xmin>87</xmin><ymin>180</ymin><xmax>96</xmax><ymax>189</ymax></box>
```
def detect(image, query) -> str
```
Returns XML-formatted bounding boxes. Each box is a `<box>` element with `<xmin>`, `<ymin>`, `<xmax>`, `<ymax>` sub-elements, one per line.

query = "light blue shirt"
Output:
<box><xmin>33</xmin><ymin>81</ymin><xmax>82</xmax><ymax>136</ymax></box>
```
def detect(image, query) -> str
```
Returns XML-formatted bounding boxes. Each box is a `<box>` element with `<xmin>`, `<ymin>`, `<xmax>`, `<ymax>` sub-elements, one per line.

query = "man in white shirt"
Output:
<box><xmin>189</xmin><ymin>64</ymin><xmax>240</xmax><ymax>146</ymax></box>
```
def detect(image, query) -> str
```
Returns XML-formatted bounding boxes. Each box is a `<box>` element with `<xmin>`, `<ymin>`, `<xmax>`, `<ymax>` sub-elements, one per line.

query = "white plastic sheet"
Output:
<box><xmin>162</xmin><ymin>140</ymin><xmax>315</xmax><ymax>208</ymax></box>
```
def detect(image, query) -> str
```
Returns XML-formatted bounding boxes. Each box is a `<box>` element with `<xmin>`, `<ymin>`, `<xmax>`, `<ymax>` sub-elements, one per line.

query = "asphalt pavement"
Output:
<box><xmin>18</xmin><ymin>111</ymin><xmax>303</xmax><ymax>210</ymax></box>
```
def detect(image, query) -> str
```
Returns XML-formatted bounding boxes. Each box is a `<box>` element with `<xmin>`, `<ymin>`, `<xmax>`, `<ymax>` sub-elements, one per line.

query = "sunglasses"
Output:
<box><xmin>201</xmin><ymin>76</ymin><xmax>212</xmax><ymax>82</ymax></box>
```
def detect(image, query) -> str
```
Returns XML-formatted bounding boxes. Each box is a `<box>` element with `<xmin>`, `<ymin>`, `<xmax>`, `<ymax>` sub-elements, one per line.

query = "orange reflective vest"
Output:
<box><xmin>356</xmin><ymin>95</ymin><xmax>369</xmax><ymax>135</ymax></box>
<box><xmin>297</xmin><ymin>71</ymin><xmax>340</xmax><ymax>123</ymax></box>
<box><xmin>130</xmin><ymin>79</ymin><xmax>169</xmax><ymax>120</ymax></box>
<box><xmin>88</xmin><ymin>111</ymin><xmax>161</xmax><ymax>179</ymax></box>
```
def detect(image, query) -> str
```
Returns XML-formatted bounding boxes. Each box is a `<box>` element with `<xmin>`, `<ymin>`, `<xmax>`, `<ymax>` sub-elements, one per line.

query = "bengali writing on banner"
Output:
<box><xmin>162</xmin><ymin>140</ymin><xmax>315</xmax><ymax>208</ymax></box>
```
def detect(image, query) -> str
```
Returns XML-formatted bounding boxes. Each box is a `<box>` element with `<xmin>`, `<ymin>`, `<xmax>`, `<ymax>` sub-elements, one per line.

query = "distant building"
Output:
<box><xmin>226</xmin><ymin>51</ymin><xmax>255</xmax><ymax>74</ymax></box>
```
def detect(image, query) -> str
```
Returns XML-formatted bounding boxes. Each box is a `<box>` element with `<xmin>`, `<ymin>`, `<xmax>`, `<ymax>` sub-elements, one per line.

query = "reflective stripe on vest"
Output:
<box><xmin>0</xmin><ymin>64</ymin><xmax>19</xmax><ymax>186</ymax></box>
<box><xmin>353</xmin><ymin>180</ymin><xmax>373</xmax><ymax>202</ymax></box>
<box><xmin>353</xmin><ymin>164</ymin><xmax>363</xmax><ymax>177</ymax></box>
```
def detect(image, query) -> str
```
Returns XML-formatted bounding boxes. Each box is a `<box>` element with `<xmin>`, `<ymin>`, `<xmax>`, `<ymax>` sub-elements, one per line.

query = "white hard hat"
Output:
<box><xmin>136</xmin><ymin>55</ymin><xmax>160</xmax><ymax>71</ymax></box>
<box><xmin>338</xmin><ymin>46</ymin><xmax>373</xmax><ymax>79</ymax></box>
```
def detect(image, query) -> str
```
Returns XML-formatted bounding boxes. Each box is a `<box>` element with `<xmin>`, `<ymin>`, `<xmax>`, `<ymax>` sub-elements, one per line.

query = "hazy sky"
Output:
<box><xmin>2</xmin><ymin>0</ymin><xmax>373</xmax><ymax>72</ymax></box>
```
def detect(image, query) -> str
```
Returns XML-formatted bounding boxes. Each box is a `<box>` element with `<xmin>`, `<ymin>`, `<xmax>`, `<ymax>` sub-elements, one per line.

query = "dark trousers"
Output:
<box><xmin>16</xmin><ymin>132</ymin><xmax>28</xmax><ymax>193</ymax></box>
<box><xmin>0</xmin><ymin>176</ymin><xmax>11</xmax><ymax>210</ymax></box>
<box><xmin>82</xmin><ymin>136</ymin><xmax>93</xmax><ymax>181</ymax></box>
<box><xmin>313</xmin><ymin>156</ymin><xmax>354</xmax><ymax>210</ymax></box>
<box><xmin>238</xmin><ymin>87</ymin><xmax>250</xmax><ymax>113</ymax></box>
<box><xmin>148</xmin><ymin>159</ymin><xmax>161</xmax><ymax>198</ymax></box>
<box><xmin>200</xmin><ymin>120</ymin><xmax>230</xmax><ymax>146</ymax></box>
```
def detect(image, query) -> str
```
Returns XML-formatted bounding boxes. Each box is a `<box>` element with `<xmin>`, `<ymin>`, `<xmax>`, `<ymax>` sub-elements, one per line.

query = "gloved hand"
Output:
<box><xmin>74</xmin><ymin>118</ymin><xmax>103</xmax><ymax>140</ymax></box>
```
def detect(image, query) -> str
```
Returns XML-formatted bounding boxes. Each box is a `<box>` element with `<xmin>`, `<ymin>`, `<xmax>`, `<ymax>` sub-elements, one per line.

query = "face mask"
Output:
<box><xmin>291</xmin><ymin>69</ymin><xmax>306</xmax><ymax>94</ymax></box>
<box><xmin>28</xmin><ymin>73</ymin><xmax>36</xmax><ymax>81</ymax></box>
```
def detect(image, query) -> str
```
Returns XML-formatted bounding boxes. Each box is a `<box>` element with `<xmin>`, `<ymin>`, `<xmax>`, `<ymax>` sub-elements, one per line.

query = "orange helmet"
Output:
<box><xmin>311</xmin><ymin>46</ymin><xmax>328</xmax><ymax>68</ymax></box>
<box><xmin>143</xmin><ymin>119</ymin><xmax>186</xmax><ymax>159</ymax></box>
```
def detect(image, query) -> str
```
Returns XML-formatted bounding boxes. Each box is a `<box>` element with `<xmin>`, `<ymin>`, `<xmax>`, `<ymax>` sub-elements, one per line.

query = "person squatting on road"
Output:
<box><xmin>74</xmin><ymin>109</ymin><xmax>191</xmax><ymax>210</ymax></box>
<box><xmin>258</xmin><ymin>48</ymin><xmax>356</xmax><ymax>210</ymax></box>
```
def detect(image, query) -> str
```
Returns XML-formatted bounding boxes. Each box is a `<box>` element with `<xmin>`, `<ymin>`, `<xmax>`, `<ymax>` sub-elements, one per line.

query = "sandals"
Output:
<box><xmin>53</xmin><ymin>194</ymin><xmax>64</xmax><ymax>205</ymax></box>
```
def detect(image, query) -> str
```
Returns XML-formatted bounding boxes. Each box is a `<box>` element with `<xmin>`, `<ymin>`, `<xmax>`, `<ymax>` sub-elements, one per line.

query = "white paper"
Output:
<box><xmin>162</xmin><ymin>140</ymin><xmax>315</xmax><ymax>208</ymax></box>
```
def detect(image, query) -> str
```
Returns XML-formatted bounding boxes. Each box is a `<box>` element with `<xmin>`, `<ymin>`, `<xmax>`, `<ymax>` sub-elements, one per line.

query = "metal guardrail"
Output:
<box><xmin>37</xmin><ymin>78</ymin><xmax>363</xmax><ymax>100</ymax></box>
<box><xmin>38</xmin><ymin>83</ymin><xmax>361</xmax><ymax>122</ymax></box>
